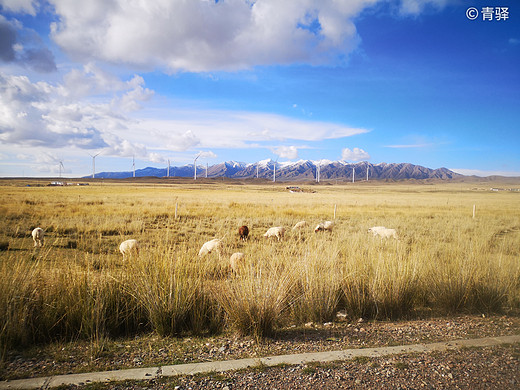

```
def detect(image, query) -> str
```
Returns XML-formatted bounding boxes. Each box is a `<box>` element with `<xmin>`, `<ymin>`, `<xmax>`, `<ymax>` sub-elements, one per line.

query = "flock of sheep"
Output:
<box><xmin>31</xmin><ymin>222</ymin><xmax>399</xmax><ymax>273</ymax></box>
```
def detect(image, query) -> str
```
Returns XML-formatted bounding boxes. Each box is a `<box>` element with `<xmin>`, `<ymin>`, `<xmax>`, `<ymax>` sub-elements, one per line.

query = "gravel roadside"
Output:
<box><xmin>3</xmin><ymin>314</ymin><xmax>519</xmax><ymax>388</ymax></box>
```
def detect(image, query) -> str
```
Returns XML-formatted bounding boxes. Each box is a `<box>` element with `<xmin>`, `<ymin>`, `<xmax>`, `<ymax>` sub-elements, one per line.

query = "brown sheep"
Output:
<box><xmin>238</xmin><ymin>225</ymin><xmax>249</xmax><ymax>241</ymax></box>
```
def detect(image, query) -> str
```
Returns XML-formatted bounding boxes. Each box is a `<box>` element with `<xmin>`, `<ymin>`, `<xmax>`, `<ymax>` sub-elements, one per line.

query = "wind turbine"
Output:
<box><xmin>316</xmin><ymin>160</ymin><xmax>321</xmax><ymax>183</ymax></box>
<box><xmin>167</xmin><ymin>159</ymin><xmax>170</xmax><ymax>177</ymax></box>
<box><xmin>58</xmin><ymin>160</ymin><xmax>64</xmax><ymax>178</ymax></box>
<box><xmin>273</xmin><ymin>157</ymin><xmax>279</xmax><ymax>182</ymax></box>
<box><xmin>132</xmin><ymin>156</ymin><xmax>136</xmax><ymax>178</ymax></box>
<box><xmin>89</xmin><ymin>152</ymin><xmax>100</xmax><ymax>179</ymax></box>
<box><xmin>194</xmin><ymin>152</ymin><xmax>201</xmax><ymax>180</ymax></box>
<box><xmin>366</xmin><ymin>164</ymin><xmax>369</xmax><ymax>181</ymax></box>
<box><xmin>352</xmin><ymin>167</ymin><xmax>355</xmax><ymax>183</ymax></box>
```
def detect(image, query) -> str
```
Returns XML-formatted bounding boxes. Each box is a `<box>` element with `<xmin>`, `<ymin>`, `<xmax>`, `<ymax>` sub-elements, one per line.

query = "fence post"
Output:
<box><xmin>472</xmin><ymin>204</ymin><xmax>476</xmax><ymax>219</ymax></box>
<box><xmin>175</xmin><ymin>202</ymin><xmax>178</xmax><ymax>219</ymax></box>
<box><xmin>334</xmin><ymin>204</ymin><xmax>337</xmax><ymax>220</ymax></box>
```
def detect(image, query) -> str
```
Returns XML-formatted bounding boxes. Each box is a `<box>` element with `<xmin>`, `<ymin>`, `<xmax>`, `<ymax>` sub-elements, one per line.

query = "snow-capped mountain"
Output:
<box><xmin>91</xmin><ymin>160</ymin><xmax>462</xmax><ymax>181</ymax></box>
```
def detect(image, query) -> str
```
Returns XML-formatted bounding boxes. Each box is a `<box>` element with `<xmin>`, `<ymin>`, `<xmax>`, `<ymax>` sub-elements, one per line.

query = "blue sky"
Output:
<box><xmin>0</xmin><ymin>0</ymin><xmax>519</xmax><ymax>177</ymax></box>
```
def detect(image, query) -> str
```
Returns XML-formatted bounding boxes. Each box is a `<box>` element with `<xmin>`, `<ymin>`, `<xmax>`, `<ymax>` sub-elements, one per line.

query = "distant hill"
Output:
<box><xmin>91</xmin><ymin>160</ymin><xmax>463</xmax><ymax>181</ymax></box>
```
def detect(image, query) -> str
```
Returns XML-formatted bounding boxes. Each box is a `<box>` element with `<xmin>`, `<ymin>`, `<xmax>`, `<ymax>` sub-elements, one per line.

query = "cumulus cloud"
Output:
<box><xmin>198</xmin><ymin>151</ymin><xmax>217</xmax><ymax>159</ymax></box>
<box><xmin>0</xmin><ymin>0</ymin><xmax>38</xmax><ymax>16</ymax></box>
<box><xmin>341</xmin><ymin>147</ymin><xmax>370</xmax><ymax>161</ymax></box>
<box><xmin>273</xmin><ymin>145</ymin><xmax>299</xmax><ymax>160</ymax></box>
<box><xmin>0</xmin><ymin>16</ymin><xmax>17</xmax><ymax>62</ymax></box>
<box><xmin>48</xmin><ymin>0</ymin><xmax>382</xmax><ymax>72</ymax></box>
<box><xmin>0</xmin><ymin>70</ymin><xmax>152</xmax><ymax>156</ymax></box>
<box><xmin>0</xmin><ymin>15</ymin><xmax>56</xmax><ymax>72</ymax></box>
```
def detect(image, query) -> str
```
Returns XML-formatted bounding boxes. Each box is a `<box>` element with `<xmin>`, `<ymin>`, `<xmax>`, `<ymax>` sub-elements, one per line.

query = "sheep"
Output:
<box><xmin>368</xmin><ymin>226</ymin><xmax>399</xmax><ymax>240</ymax></box>
<box><xmin>292</xmin><ymin>221</ymin><xmax>308</xmax><ymax>231</ymax></box>
<box><xmin>263</xmin><ymin>226</ymin><xmax>285</xmax><ymax>241</ymax></box>
<box><xmin>32</xmin><ymin>227</ymin><xmax>44</xmax><ymax>247</ymax></box>
<box><xmin>314</xmin><ymin>220</ymin><xmax>334</xmax><ymax>233</ymax></box>
<box><xmin>368</xmin><ymin>226</ymin><xmax>387</xmax><ymax>235</ymax></box>
<box><xmin>198</xmin><ymin>238</ymin><xmax>223</xmax><ymax>257</ymax></box>
<box><xmin>229</xmin><ymin>252</ymin><xmax>245</xmax><ymax>273</ymax></box>
<box><xmin>119</xmin><ymin>239</ymin><xmax>139</xmax><ymax>260</ymax></box>
<box><xmin>238</xmin><ymin>225</ymin><xmax>249</xmax><ymax>241</ymax></box>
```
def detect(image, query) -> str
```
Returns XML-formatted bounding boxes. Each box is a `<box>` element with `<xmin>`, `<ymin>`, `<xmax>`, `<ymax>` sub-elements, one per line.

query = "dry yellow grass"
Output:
<box><xmin>0</xmin><ymin>179</ymin><xmax>519</xmax><ymax>352</ymax></box>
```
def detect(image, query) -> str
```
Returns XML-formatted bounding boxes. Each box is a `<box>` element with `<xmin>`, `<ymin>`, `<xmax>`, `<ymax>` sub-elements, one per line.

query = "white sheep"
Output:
<box><xmin>229</xmin><ymin>252</ymin><xmax>245</xmax><ymax>273</ymax></box>
<box><xmin>198</xmin><ymin>238</ymin><xmax>223</xmax><ymax>257</ymax></box>
<box><xmin>263</xmin><ymin>226</ymin><xmax>285</xmax><ymax>241</ymax></box>
<box><xmin>119</xmin><ymin>239</ymin><xmax>139</xmax><ymax>260</ymax></box>
<box><xmin>292</xmin><ymin>221</ymin><xmax>308</xmax><ymax>231</ymax></box>
<box><xmin>368</xmin><ymin>226</ymin><xmax>399</xmax><ymax>240</ymax></box>
<box><xmin>314</xmin><ymin>220</ymin><xmax>334</xmax><ymax>233</ymax></box>
<box><xmin>32</xmin><ymin>227</ymin><xmax>44</xmax><ymax>247</ymax></box>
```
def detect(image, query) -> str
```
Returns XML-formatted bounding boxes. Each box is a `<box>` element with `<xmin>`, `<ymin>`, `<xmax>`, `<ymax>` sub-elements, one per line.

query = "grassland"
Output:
<box><xmin>1</xmin><ymin>178</ymin><xmax>519</xmax><ymax>361</ymax></box>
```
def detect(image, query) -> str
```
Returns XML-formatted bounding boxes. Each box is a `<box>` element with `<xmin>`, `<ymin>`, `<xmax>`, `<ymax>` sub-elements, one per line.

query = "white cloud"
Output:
<box><xmin>341</xmin><ymin>147</ymin><xmax>370</xmax><ymax>161</ymax></box>
<box><xmin>48</xmin><ymin>0</ymin><xmax>382</xmax><ymax>72</ymax></box>
<box><xmin>0</xmin><ymin>14</ymin><xmax>56</xmax><ymax>72</ymax></box>
<box><xmin>0</xmin><ymin>68</ymin><xmax>369</xmax><ymax>172</ymax></box>
<box><xmin>0</xmin><ymin>0</ymin><xmax>38</xmax><ymax>16</ymax></box>
<box><xmin>273</xmin><ymin>145</ymin><xmax>299</xmax><ymax>160</ymax></box>
<box><xmin>398</xmin><ymin>0</ymin><xmax>449</xmax><ymax>15</ymax></box>
<box><xmin>148</xmin><ymin>152</ymin><xmax>166</xmax><ymax>164</ymax></box>
<box><xmin>0</xmin><ymin>70</ymin><xmax>153</xmax><ymax>155</ymax></box>
<box><xmin>198</xmin><ymin>151</ymin><xmax>217</xmax><ymax>159</ymax></box>
<box><xmin>137</xmin><ymin>109</ymin><xmax>369</xmax><ymax>151</ymax></box>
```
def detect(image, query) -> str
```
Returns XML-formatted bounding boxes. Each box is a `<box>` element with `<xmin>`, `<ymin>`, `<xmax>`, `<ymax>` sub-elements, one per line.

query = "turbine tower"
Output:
<box><xmin>273</xmin><ymin>158</ymin><xmax>279</xmax><ymax>182</ymax></box>
<box><xmin>132</xmin><ymin>156</ymin><xmax>135</xmax><ymax>178</ymax></box>
<box><xmin>58</xmin><ymin>160</ymin><xmax>64</xmax><ymax>178</ymax></box>
<box><xmin>316</xmin><ymin>160</ymin><xmax>321</xmax><ymax>183</ymax></box>
<box><xmin>206</xmin><ymin>162</ymin><xmax>208</xmax><ymax>178</ymax></box>
<box><xmin>352</xmin><ymin>167</ymin><xmax>355</xmax><ymax>183</ymax></box>
<box><xmin>89</xmin><ymin>152</ymin><xmax>100</xmax><ymax>179</ymax></box>
<box><xmin>366</xmin><ymin>164</ymin><xmax>369</xmax><ymax>181</ymax></box>
<box><xmin>194</xmin><ymin>152</ymin><xmax>201</xmax><ymax>180</ymax></box>
<box><xmin>167</xmin><ymin>159</ymin><xmax>170</xmax><ymax>177</ymax></box>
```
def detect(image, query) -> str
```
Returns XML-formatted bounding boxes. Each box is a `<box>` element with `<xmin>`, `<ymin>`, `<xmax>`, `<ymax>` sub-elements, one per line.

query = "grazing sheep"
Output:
<box><xmin>198</xmin><ymin>238</ymin><xmax>223</xmax><ymax>257</ymax></box>
<box><xmin>229</xmin><ymin>252</ymin><xmax>245</xmax><ymax>273</ymax></box>
<box><xmin>368</xmin><ymin>226</ymin><xmax>399</xmax><ymax>240</ymax></box>
<box><xmin>119</xmin><ymin>239</ymin><xmax>139</xmax><ymax>260</ymax></box>
<box><xmin>238</xmin><ymin>225</ymin><xmax>249</xmax><ymax>241</ymax></box>
<box><xmin>292</xmin><ymin>221</ymin><xmax>308</xmax><ymax>231</ymax></box>
<box><xmin>32</xmin><ymin>227</ymin><xmax>44</xmax><ymax>247</ymax></box>
<box><xmin>263</xmin><ymin>226</ymin><xmax>285</xmax><ymax>241</ymax></box>
<box><xmin>314</xmin><ymin>220</ymin><xmax>334</xmax><ymax>233</ymax></box>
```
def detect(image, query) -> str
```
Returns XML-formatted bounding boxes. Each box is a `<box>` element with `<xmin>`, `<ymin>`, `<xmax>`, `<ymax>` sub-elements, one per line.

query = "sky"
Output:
<box><xmin>0</xmin><ymin>0</ymin><xmax>519</xmax><ymax>178</ymax></box>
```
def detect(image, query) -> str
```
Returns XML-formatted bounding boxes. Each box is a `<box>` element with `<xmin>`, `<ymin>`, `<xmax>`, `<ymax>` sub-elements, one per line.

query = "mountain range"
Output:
<box><xmin>90</xmin><ymin>160</ymin><xmax>463</xmax><ymax>181</ymax></box>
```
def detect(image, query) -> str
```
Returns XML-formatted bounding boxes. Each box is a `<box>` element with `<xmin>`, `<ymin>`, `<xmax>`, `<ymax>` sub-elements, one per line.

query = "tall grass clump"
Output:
<box><xmin>425</xmin><ymin>236</ymin><xmax>520</xmax><ymax>314</ymax></box>
<box><xmin>291</xmin><ymin>243</ymin><xmax>343</xmax><ymax>324</ymax></box>
<box><xmin>338</xmin><ymin>235</ymin><xmax>421</xmax><ymax>320</ymax></box>
<box><xmin>0</xmin><ymin>252</ymin><xmax>137</xmax><ymax>360</ymax></box>
<box><xmin>214</xmin><ymin>263</ymin><xmax>296</xmax><ymax>339</ymax></box>
<box><xmin>368</xmin><ymin>251</ymin><xmax>420</xmax><ymax>319</ymax></box>
<box><xmin>125</xmin><ymin>246</ymin><xmax>223</xmax><ymax>336</ymax></box>
<box><xmin>0</xmin><ymin>256</ymin><xmax>41</xmax><ymax>358</ymax></box>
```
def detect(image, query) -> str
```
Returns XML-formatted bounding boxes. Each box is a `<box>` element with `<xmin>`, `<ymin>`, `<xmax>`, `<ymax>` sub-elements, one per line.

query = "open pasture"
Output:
<box><xmin>1</xmin><ymin>179</ymin><xmax>519</xmax><ymax>356</ymax></box>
